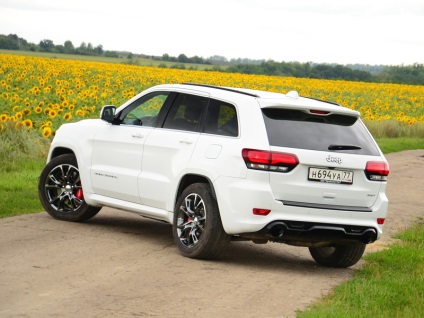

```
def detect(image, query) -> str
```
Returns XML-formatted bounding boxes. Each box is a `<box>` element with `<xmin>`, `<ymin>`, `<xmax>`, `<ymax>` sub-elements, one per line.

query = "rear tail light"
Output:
<box><xmin>242</xmin><ymin>149</ymin><xmax>299</xmax><ymax>172</ymax></box>
<box><xmin>365</xmin><ymin>161</ymin><xmax>389</xmax><ymax>181</ymax></box>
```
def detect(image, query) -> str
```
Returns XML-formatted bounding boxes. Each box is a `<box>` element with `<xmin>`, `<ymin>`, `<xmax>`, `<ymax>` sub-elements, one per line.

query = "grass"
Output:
<box><xmin>0</xmin><ymin>123</ymin><xmax>49</xmax><ymax>217</ymax></box>
<box><xmin>376</xmin><ymin>137</ymin><xmax>424</xmax><ymax>154</ymax></box>
<box><xmin>297</xmin><ymin>222</ymin><xmax>424</xmax><ymax>318</ymax></box>
<box><xmin>364</xmin><ymin>120</ymin><xmax>424</xmax><ymax>139</ymax></box>
<box><xmin>0</xmin><ymin>159</ymin><xmax>45</xmax><ymax>217</ymax></box>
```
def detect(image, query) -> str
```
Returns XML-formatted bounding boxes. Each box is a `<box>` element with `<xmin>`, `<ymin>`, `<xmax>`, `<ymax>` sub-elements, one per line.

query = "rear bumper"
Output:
<box><xmin>214</xmin><ymin>176</ymin><xmax>388</xmax><ymax>241</ymax></box>
<box><xmin>239</xmin><ymin>220</ymin><xmax>378</xmax><ymax>246</ymax></box>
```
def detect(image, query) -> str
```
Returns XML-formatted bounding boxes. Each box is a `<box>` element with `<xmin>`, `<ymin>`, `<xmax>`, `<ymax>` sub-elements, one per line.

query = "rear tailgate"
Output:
<box><xmin>260</xmin><ymin>104</ymin><xmax>387</xmax><ymax>211</ymax></box>
<box><xmin>269</xmin><ymin>148</ymin><xmax>383</xmax><ymax>209</ymax></box>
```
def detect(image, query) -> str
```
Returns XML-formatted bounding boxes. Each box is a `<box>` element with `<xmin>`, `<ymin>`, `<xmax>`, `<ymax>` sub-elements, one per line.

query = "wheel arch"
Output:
<box><xmin>49</xmin><ymin>147</ymin><xmax>76</xmax><ymax>161</ymax></box>
<box><xmin>47</xmin><ymin>146</ymin><xmax>96</xmax><ymax>201</ymax></box>
<box><xmin>175</xmin><ymin>174</ymin><xmax>217</xmax><ymax>207</ymax></box>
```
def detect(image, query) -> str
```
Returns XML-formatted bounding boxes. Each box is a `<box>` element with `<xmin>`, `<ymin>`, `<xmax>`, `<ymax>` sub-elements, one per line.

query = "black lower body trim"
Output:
<box><xmin>240</xmin><ymin>220</ymin><xmax>378</xmax><ymax>245</ymax></box>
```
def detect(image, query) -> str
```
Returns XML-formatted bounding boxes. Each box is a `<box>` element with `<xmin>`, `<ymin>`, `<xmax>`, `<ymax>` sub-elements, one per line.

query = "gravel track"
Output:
<box><xmin>1</xmin><ymin>150</ymin><xmax>423</xmax><ymax>318</ymax></box>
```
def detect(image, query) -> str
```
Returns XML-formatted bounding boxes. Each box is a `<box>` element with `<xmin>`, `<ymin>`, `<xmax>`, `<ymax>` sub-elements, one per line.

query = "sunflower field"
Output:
<box><xmin>1</xmin><ymin>53</ymin><xmax>423</xmax><ymax>138</ymax></box>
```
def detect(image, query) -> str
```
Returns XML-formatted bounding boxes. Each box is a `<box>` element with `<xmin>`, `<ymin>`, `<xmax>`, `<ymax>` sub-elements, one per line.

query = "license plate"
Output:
<box><xmin>308</xmin><ymin>167</ymin><xmax>353</xmax><ymax>184</ymax></box>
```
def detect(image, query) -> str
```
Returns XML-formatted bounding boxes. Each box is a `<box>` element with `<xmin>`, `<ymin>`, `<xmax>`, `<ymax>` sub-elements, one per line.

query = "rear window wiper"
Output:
<box><xmin>328</xmin><ymin>144</ymin><xmax>362</xmax><ymax>150</ymax></box>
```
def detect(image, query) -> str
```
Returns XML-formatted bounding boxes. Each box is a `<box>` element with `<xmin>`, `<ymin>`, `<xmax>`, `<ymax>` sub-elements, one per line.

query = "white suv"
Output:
<box><xmin>38</xmin><ymin>83</ymin><xmax>389</xmax><ymax>267</ymax></box>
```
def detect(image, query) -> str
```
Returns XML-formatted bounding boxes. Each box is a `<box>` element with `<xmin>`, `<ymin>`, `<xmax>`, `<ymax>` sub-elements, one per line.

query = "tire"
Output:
<box><xmin>38</xmin><ymin>154</ymin><xmax>101</xmax><ymax>222</ymax></box>
<box><xmin>308</xmin><ymin>243</ymin><xmax>366</xmax><ymax>268</ymax></box>
<box><xmin>172</xmin><ymin>183</ymin><xmax>230</xmax><ymax>259</ymax></box>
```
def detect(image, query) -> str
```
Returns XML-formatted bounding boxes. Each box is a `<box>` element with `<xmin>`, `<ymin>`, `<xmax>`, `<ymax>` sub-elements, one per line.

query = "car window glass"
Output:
<box><xmin>163</xmin><ymin>94</ymin><xmax>207</xmax><ymax>132</ymax></box>
<box><xmin>203</xmin><ymin>99</ymin><xmax>238</xmax><ymax>137</ymax></box>
<box><xmin>262</xmin><ymin>108</ymin><xmax>380</xmax><ymax>155</ymax></box>
<box><xmin>121</xmin><ymin>92</ymin><xmax>170</xmax><ymax>127</ymax></box>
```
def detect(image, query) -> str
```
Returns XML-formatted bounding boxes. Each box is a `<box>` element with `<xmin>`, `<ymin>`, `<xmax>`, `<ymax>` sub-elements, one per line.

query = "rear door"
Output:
<box><xmin>262</xmin><ymin>107</ymin><xmax>384</xmax><ymax>210</ymax></box>
<box><xmin>138</xmin><ymin>93</ymin><xmax>208</xmax><ymax>209</ymax></box>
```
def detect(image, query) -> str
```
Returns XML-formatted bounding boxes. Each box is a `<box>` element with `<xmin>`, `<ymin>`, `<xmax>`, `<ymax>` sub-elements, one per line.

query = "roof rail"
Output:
<box><xmin>181</xmin><ymin>82</ymin><xmax>260</xmax><ymax>98</ymax></box>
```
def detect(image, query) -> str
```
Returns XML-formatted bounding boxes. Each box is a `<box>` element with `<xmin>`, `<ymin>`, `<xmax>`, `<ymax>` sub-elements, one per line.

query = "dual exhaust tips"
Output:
<box><xmin>266</xmin><ymin>221</ymin><xmax>377</xmax><ymax>244</ymax></box>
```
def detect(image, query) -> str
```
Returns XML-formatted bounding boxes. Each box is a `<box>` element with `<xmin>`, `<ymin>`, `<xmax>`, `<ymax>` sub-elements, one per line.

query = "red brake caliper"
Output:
<box><xmin>75</xmin><ymin>182</ymin><xmax>84</xmax><ymax>200</ymax></box>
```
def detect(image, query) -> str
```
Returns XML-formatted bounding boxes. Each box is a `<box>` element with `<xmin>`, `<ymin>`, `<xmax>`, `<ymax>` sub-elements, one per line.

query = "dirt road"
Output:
<box><xmin>1</xmin><ymin>150</ymin><xmax>423</xmax><ymax>318</ymax></box>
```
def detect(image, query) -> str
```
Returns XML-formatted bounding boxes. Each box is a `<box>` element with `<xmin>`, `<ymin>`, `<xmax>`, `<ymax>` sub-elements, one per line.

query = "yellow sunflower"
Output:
<box><xmin>42</xmin><ymin>127</ymin><xmax>52</xmax><ymax>138</ymax></box>
<box><xmin>23</xmin><ymin>119</ymin><xmax>33</xmax><ymax>129</ymax></box>
<box><xmin>49</xmin><ymin>110</ymin><xmax>57</xmax><ymax>119</ymax></box>
<box><xmin>75</xmin><ymin>110</ymin><xmax>85</xmax><ymax>117</ymax></box>
<box><xmin>63</xmin><ymin>112</ymin><xmax>72</xmax><ymax>121</ymax></box>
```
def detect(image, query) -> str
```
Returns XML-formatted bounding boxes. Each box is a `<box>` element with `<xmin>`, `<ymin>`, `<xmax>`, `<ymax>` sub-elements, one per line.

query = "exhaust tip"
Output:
<box><xmin>362</xmin><ymin>229</ymin><xmax>377</xmax><ymax>244</ymax></box>
<box><xmin>270</xmin><ymin>226</ymin><xmax>285</xmax><ymax>238</ymax></box>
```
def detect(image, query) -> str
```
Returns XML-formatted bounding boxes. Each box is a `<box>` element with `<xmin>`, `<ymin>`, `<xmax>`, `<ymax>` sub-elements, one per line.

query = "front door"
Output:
<box><xmin>90</xmin><ymin>91</ymin><xmax>171</xmax><ymax>203</ymax></box>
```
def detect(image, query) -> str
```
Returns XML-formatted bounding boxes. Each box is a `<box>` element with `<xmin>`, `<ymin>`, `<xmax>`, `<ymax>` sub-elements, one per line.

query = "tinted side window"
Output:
<box><xmin>203</xmin><ymin>99</ymin><xmax>238</xmax><ymax>137</ymax></box>
<box><xmin>120</xmin><ymin>92</ymin><xmax>170</xmax><ymax>127</ymax></box>
<box><xmin>262</xmin><ymin>108</ymin><xmax>379</xmax><ymax>155</ymax></box>
<box><xmin>163</xmin><ymin>94</ymin><xmax>207</xmax><ymax>132</ymax></box>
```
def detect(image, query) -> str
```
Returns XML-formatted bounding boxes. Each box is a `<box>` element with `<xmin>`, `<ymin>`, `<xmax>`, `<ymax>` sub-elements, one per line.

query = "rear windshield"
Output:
<box><xmin>262</xmin><ymin>108</ymin><xmax>380</xmax><ymax>156</ymax></box>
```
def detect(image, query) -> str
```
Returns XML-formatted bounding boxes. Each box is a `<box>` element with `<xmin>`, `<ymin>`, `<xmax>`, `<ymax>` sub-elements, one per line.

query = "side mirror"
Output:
<box><xmin>100</xmin><ymin>105</ymin><xmax>116</xmax><ymax>123</ymax></box>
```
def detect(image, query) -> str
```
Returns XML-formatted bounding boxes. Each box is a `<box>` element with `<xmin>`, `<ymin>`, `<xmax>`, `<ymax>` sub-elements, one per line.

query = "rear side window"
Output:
<box><xmin>203</xmin><ymin>99</ymin><xmax>238</xmax><ymax>137</ymax></box>
<box><xmin>262</xmin><ymin>108</ymin><xmax>380</xmax><ymax>155</ymax></box>
<box><xmin>163</xmin><ymin>94</ymin><xmax>207</xmax><ymax>132</ymax></box>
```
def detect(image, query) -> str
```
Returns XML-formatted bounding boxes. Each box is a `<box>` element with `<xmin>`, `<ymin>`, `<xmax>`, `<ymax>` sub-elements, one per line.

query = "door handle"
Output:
<box><xmin>179</xmin><ymin>138</ymin><xmax>193</xmax><ymax>144</ymax></box>
<box><xmin>132</xmin><ymin>134</ymin><xmax>144</xmax><ymax>139</ymax></box>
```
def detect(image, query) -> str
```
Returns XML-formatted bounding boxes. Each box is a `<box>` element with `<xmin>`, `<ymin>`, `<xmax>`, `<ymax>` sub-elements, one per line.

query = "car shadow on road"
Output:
<box><xmin>78</xmin><ymin>209</ymin><xmax>352</xmax><ymax>274</ymax></box>
<box><xmin>83</xmin><ymin>209</ymin><xmax>174</xmax><ymax>244</ymax></box>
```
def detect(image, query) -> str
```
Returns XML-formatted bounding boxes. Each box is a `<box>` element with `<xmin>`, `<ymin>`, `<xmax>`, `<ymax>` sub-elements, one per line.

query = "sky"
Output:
<box><xmin>0</xmin><ymin>0</ymin><xmax>423</xmax><ymax>66</ymax></box>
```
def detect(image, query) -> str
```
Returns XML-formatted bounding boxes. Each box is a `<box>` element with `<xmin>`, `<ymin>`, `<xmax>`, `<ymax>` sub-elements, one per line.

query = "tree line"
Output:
<box><xmin>224</xmin><ymin>61</ymin><xmax>424</xmax><ymax>85</ymax></box>
<box><xmin>1</xmin><ymin>34</ymin><xmax>423</xmax><ymax>85</ymax></box>
<box><xmin>159</xmin><ymin>54</ymin><xmax>423</xmax><ymax>85</ymax></box>
<box><xmin>0</xmin><ymin>34</ymin><xmax>120</xmax><ymax>57</ymax></box>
